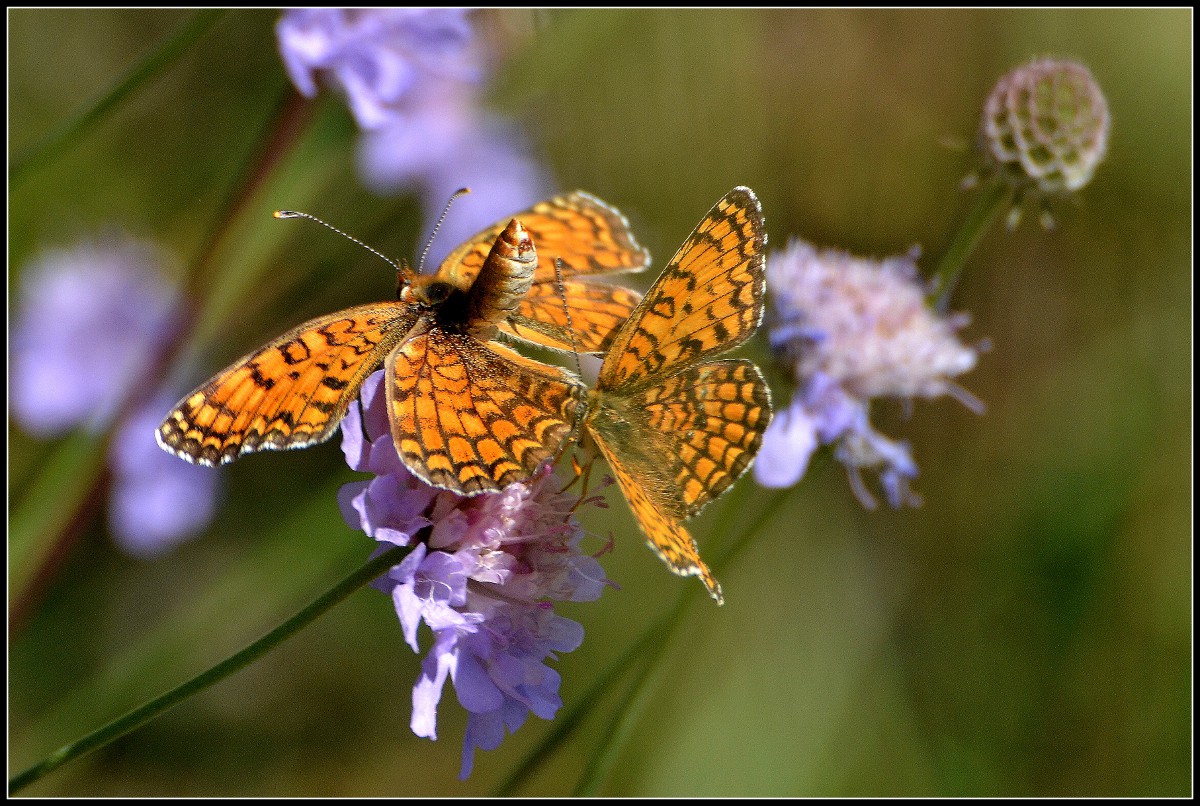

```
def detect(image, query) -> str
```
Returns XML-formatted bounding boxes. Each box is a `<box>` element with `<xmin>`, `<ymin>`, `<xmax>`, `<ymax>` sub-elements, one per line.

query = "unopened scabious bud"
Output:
<box><xmin>981</xmin><ymin>57</ymin><xmax>1110</xmax><ymax>197</ymax></box>
<box><xmin>755</xmin><ymin>240</ymin><xmax>984</xmax><ymax>509</ymax></box>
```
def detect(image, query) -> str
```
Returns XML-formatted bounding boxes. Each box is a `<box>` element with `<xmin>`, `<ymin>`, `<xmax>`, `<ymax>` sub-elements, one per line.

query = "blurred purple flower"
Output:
<box><xmin>339</xmin><ymin>370</ymin><xmax>608</xmax><ymax>779</ymax></box>
<box><xmin>358</xmin><ymin>102</ymin><xmax>552</xmax><ymax>269</ymax></box>
<box><xmin>276</xmin><ymin>8</ymin><xmax>553</xmax><ymax>268</ymax></box>
<box><xmin>755</xmin><ymin>239</ymin><xmax>984</xmax><ymax>509</ymax></box>
<box><xmin>108</xmin><ymin>391</ymin><xmax>222</xmax><ymax>558</ymax></box>
<box><xmin>276</xmin><ymin>8</ymin><xmax>482</xmax><ymax>131</ymax></box>
<box><xmin>11</xmin><ymin>236</ymin><xmax>180</xmax><ymax>436</ymax></box>
<box><xmin>12</xmin><ymin>233</ymin><xmax>222</xmax><ymax>556</ymax></box>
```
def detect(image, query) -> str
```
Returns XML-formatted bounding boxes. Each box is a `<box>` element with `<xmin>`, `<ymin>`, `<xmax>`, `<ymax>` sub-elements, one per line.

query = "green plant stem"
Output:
<box><xmin>575</xmin><ymin>641</ymin><xmax>671</xmax><ymax>796</ymax></box>
<box><xmin>10</xmin><ymin>9</ymin><xmax>226</xmax><ymax>186</ymax></box>
<box><xmin>496</xmin><ymin>488</ymin><xmax>792</xmax><ymax>796</ymax></box>
<box><xmin>928</xmin><ymin>174</ymin><xmax>1015</xmax><ymax>310</ymax></box>
<box><xmin>7</xmin><ymin>85</ymin><xmax>313</xmax><ymax>641</ymax></box>
<box><xmin>574</xmin><ymin>489</ymin><xmax>790</xmax><ymax>795</ymax></box>
<box><xmin>8</xmin><ymin>543</ymin><xmax>413</xmax><ymax>796</ymax></box>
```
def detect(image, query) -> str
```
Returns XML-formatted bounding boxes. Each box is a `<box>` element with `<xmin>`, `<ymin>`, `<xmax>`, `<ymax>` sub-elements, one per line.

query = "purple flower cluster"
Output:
<box><xmin>755</xmin><ymin>239</ymin><xmax>984</xmax><ymax>509</ymax></box>
<box><xmin>109</xmin><ymin>392</ymin><xmax>221</xmax><ymax>558</ymax></box>
<box><xmin>12</xmin><ymin>237</ymin><xmax>180</xmax><ymax>436</ymax></box>
<box><xmin>276</xmin><ymin>8</ymin><xmax>551</xmax><ymax>268</ymax></box>
<box><xmin>11</xmin><ymin>234</ymin><xmax>221</xmax><ymax>556</ymax></box>
<box><xmin>338</xmin><ymin>370</ymin><xmax>609</xmax><ymax>779</ymax></box>
<box><xmin>277</xmin><ymin>8</ymin><xmax>482</xmax><ymax>131</ymax></box>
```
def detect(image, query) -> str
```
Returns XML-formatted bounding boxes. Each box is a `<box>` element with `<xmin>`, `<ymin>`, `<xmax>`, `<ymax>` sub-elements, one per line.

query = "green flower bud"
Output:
<box><xmin>982</xmin><ymin>58</ymin><xmax>1110</xmax><ymax>196</ymax></box>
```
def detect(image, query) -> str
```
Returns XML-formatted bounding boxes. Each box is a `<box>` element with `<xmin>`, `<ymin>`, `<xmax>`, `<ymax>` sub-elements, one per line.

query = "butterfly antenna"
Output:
<box><xmin>551</xmin><ymin>255</ymin><xmax>593</xmax><ymax>466</ymax></box>
<box><xmin>417</xmin><ymin>187</ymin><xmax>472</xmax><ymax>274</ymax></box>
<box><xmin>554</xmin><ymin>257</ymin><xmax>585</xmax><ymax>380</ymax></box>
<box><xmin>274</xmin><ymin>209</ymin><xmax>410</xmax><ymax>281</ymax></box>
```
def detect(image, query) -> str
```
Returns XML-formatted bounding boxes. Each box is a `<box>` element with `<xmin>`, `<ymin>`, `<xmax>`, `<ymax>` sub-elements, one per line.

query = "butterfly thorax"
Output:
<box><xmin>396</xmin><ymin>277</ymin><xmax>476</xmax><ymax>343</ymax></box>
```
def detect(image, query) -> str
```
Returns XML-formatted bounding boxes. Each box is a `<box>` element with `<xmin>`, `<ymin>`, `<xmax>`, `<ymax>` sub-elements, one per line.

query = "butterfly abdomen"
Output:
<box><xmin>467</xmin><ymin>218</ymin><xmax>537</xmax><ymax>337</ymax></box>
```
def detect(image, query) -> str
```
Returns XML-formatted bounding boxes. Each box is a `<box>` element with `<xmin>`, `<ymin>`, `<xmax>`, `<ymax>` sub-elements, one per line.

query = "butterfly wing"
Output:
<box><xmin>504</xmin><ymin>279</ymin><xmax>644</xmax><ymax>354</ymax></box>
<box><xmin>158</xmin><ymin>302</ymin><xmax>419</xmax><ymax>466</ymax></box>
<box><xmin>442</xmin><ymin>191</ymin><xmax>650</xmax><ymax>286</ymax></box>
<box><xmin>598</xmin><ymin>186</ymin><xmax>766</xmax><ymax>390</ymax></box>
<box><xmin>615</xmin><ymin>359</ymin><xmax>772</xmax><ymax>519</ymax></box>
<box><xmin>386</xmin><ymin>328</ymin><xmax>584</xmax><ymax>495</ymax></box>
<box><xmin>587</xmin><ymin>426</ymin><xmax>724</xmax><ymax>605</ymax></box>
<box><xmin>441</xmin><ymin>191</ymin><xmax>650</xmax><ymax>353</ymax></box>
<box><xmin>585</xmin><ymin>187</ymin><xmax>770</xmax><ymax>603</ymax></box>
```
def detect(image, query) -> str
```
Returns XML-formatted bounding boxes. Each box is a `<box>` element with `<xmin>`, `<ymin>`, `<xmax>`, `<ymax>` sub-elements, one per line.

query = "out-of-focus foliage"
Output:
<box><xmin>9</xmin><ymin>8</ymin><xmax>1190</xmax><ymax>796</ymax></box>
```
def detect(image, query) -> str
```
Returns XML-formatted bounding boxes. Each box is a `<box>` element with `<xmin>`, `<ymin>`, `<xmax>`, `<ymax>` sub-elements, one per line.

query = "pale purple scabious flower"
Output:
<box><xmin>276</xmin><ymin>8</ymin><xmax>553</xmax><ymax>268</ymax></box>
<box><xmin>755</xmin><ymin>239</ymin><xmax>984</xmax><ymax>509</ymax></box>
<box><xmin>358</xmin><ymin>100</ymin><xmax>552</xmax><ymax>269</ymax></box>
<box><xmin>339</xmin><ymin>370</ymin><xmax>608</xmax><ymax>779</ymax></box>
<box><xmin>11</xmin><ymin>234</ymin><xmax>221</xmax><ymax>555</ymax></box>
<box><xmin>109</xmin><ymin>392</ymin><xmax>222</xmax><ymax>558</ymax></box>
<box><xmin>276</xmin><ymin>8</ymin><xmax>482</xmax><ymax>131</ymax></box>
<box><xmin>11</xmin><ymin>236</ymin><xmax>180</xmax><ymax>436</ymax></box>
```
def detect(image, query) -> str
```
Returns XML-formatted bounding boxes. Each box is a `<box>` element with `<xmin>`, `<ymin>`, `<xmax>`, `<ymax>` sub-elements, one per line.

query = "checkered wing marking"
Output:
<box><xmin>588</xmin><ymin>428</ymin><xmax>724</xmax><ymax>605</ymax></box>
<box><xmin>598</xmin><ymin>186</ymin><xmax>766</xmax><ymax>390</ymax></box>
<box><xmin>629</xmin><ymin>359</ymin><xmax>771</xmax><ymax>519</ymax></box>
<box><xmin>441</xmin><ymin>192</ymin><xmax>650</xmax><ymax>353</ymax></box>
<box><xmin>157</xmin><ymin>302</ymin><xmax>418</xmax><ymax>466</ymax></box>
<box><xmin>386</xmin><ymin>328</ymin><xmax>584</xmax><ymax>495</ymax></box>
<box><xmin>442</xmin><ymin>191</ymin><xmax>650</xmax><ymax>287</ymax></box>
<box><xmin>584</xmin><ymin>187</ymin><xmax>771</xmax><ymax>604</ymax></box>
<box><xmin>504</xmin><ymin>280</ymin><xmax>644</xmax><ymax>354</ymax></box>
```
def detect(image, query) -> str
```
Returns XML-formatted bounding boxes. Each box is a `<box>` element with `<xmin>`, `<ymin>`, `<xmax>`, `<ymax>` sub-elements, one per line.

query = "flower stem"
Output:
<box><xmin>575</xmin><ymin>489</ymin><xmax>791</xmax><ymax>795</ymax></box>
<box><xmin>495</xmin><ymin>488</ymin><xmax>792</xmax><ymax>796</ymax></box>
<box><xmin>928</xmin><ymin>174</ymin><xmax>1015</xmax><ymax>310</ymax></box>
<box><xmin>7</xmin><ymin>84</ymin><xmax>313</xmax><ymax>641</ymax></box>
<box><xmin>8</xmin><ymin>543</ymin><xmax>412</xmax><ymax>795</ymax></box>
<box><xmin>10</xmin><ymin>9</ymin><xmax>227</xmax><ymax>186</ymax></box>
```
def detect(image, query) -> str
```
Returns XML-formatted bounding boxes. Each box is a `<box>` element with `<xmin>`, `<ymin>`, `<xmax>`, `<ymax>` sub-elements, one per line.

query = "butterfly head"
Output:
<box><xmin>400</xmin><ymin>274</ymin><xmax>458</xmax><ymax>308</ymax></box>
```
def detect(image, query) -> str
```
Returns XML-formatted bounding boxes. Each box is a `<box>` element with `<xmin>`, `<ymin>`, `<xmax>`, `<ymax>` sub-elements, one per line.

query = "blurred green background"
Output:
<box><xmin>8</xmin><ymin>8</ymin><xmax>1190</xmax><ymax>796</ymax></box>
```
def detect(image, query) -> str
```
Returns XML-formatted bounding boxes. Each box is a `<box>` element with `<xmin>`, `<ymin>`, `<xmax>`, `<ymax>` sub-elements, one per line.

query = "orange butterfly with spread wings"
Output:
<box><xmin>582</xmin><ymin>187</ymin><xmax>772</xmax><ymax>604</ymax></box>
<box><xmin>157</xmin><ymin>192</ymin><xmax>648</xmax><ymax>496</ymax></box>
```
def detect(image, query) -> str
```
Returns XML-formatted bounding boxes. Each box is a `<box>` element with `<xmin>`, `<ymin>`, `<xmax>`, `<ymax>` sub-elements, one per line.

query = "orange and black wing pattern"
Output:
<box><xmin>157</xmin><ymin>302</ymin><xmax>418</xmax><ymax>466</ymax></box>
<box><xmin>441</xmin><ymin>192</ymin><xmax>650</xmax><ymax>354</ymax></box>
<box><xmin>387</xmin><ymin>329</ymin><xmax>583</xmax><ymax>495</ymax></box>
<box><xmin>385</xmin><ymin>219</ymin><xmax>585</xmax><ymax>495</ymax></box>
<box><xmin>159</xmin><ymin>213</ymin><xmax>588</xmax><ymax>498</ymax></box>
<box><xmin>599</xmin><ymin>187</ymin><xmax>766</xmax><ymax>389</ymax></box>
<box><xmin>585</xmin><ymin>187</ymin><xmax>772</xmax><ymax>603</ymax></box>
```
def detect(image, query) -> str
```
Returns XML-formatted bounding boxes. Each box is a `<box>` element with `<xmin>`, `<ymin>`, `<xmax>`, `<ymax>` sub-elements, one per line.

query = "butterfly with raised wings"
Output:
<box><xmin>157</xmin><ymin>193</ymin><xmax>648</xmax><ymax>496</ymax></box>
<box><xmin>582</xmin><ymin>187</ymin><xmax>773</xmax><ymax>604</ymax></box>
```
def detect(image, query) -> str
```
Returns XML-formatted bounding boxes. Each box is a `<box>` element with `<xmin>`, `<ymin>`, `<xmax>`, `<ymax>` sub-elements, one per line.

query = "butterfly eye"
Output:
<box><xmin>420</xmin><ymin>281</ymin><xmax>455</xmax><ymax>305</ymax></box>
<box><xmin>403</xmin><ymin>278</ymin><xmax>456</xmax><ymax>307</ymax></box>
